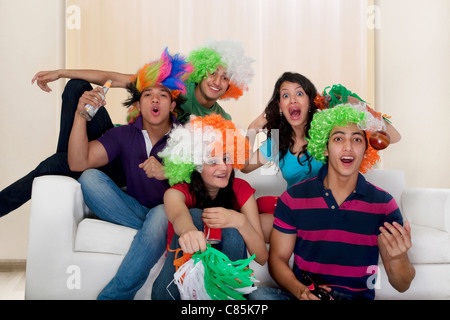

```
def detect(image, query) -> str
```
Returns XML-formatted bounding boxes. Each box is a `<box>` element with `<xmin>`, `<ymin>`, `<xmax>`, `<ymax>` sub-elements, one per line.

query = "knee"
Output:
<box><xmin>222</xmin><ymin>227</ymin><xmax>242</xmax><ymax>239</ymax></box>
<box><xmin>222</xmin><ymin>228</ymin><xmax>246</xmax><ymax>247</ymax></box>
<box><xmin>35</xmin><ymin>153</ymin><xmax>69</xmax><ymax>175</ymax></box>
<box><xmin>189</xmin><ymin>208</ymin><xmax>204</xmax><ymax>230</ymax></box>
<box><xmin>152</xmin><ymin>204</ymin><xmax>169</xmax><ymax>230</ymax></box>
<box><xmin>78</xmin><ymin>169</ymin><xmax>105</xmax><ymax>190</ymax></box>
<box><xmin>62</xmin><ymin>79</ymin><xmax>92</xmax><ymax>100</ymax></box>
<box><xmin>221</xmin><ymin>228</ymin><xmax>246</xmax><ymax>259</ymax></box>
<box><xmin>64</xmin><ymin>79</ymin><xmax>92</xmax><ymax>92</ymax></box>
<box><xmin>142</xmin><ymin>205</ymin><xmax>168</xmax><ymax>236</ymax></box>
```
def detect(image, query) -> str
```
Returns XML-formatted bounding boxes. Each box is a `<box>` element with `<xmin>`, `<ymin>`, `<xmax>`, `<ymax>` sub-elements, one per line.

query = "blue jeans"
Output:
<box><xmin>248</xmin><ymin>287</ymin><xmax>296</xmax><ymax>300</ymax></box>
<box><xmin>0</xmin><ymin>79</ymin><xmax>123</xmax><ymax>217</ymax></box>
<box><xmin>151</xmin><ymin>208</ymin><xmax>247</xmax><ymax>300</ymax></box>
<box><xmin>248</xmin><ymin>286</ymin><xmax>370</xmax><ymax>300</ymax></box>
<box><xmin>78</xmin><ymin>169</ymin><xmax>168</xmax><ymax>300</ymax></box>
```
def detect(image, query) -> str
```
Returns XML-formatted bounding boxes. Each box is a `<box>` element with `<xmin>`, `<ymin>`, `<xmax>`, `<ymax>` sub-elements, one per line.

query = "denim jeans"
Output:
<box><xmin>248</xmin><ymin>286</ymin><xmax>370</xmax><ymax>300</ymax></box>
<box><xmin>248</xmin><ymin>287</ymin><xmax>297</xmax><ymax>300</ymax></box>
<box><xmin>0</xmin><ymin>79</ymin><xmax>124</xmax><ymax>217</ymax></box>
<box><xmin>151</xmin><ymin>208</ymin><xmax>248</xmax><ymax>300</ymax></box>
<box><xmin>78</xmin><ymin>169</ymin><xmax>168</xmax><ymax>300</ymax></box>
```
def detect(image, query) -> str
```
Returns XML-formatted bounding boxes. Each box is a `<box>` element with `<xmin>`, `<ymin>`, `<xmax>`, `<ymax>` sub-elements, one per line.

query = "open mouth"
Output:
<box><xmin>151</xmin><ymin>106</ymin><xmax>160</xmax><ymax>115</ymax></box>
<box><xmin>340</xmin><ymin>156</ymin><xmax>355</xmax><ymax>165</ymax></box>
<box><xmin>289</xmin><ymin>106</ymin><xmax>301</xmax><ymax>120</ymax></box>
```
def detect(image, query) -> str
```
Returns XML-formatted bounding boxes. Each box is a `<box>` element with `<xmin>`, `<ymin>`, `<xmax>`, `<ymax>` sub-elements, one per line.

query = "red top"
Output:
<box><xmin>166</xmin><ymin>178</ymin><xmax>255</xmax><ymax>245</ymax></box>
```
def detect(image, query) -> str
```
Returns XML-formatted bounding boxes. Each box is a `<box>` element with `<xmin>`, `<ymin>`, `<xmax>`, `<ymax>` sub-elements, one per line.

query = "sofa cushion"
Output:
<box><xmin>408</xmin><ymin>223</ymin><xmax>450</xmax><ymax>264</ymax></box>
<box><xmin>75</xmin><ymin>218</ymin><xmax>137</xmax><ymax>255</ymax></box>
<box><xmin>402</xmin><ymin>188</ymin><xmax>450</xmax><ymax>233</ymax></box>
<box><xmin>363</xmin><ymin>169</ymin><xmax>405</xmax><ymax>209</ymax></box>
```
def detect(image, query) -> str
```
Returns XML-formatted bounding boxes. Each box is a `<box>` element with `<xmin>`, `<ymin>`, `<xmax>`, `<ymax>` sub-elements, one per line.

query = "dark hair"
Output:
<box><xmin>122</xmin><ymin>81</ymin><xmax>186</xmax><ymax>112</ymax></box>
<box><xmin>188</xmin><ymin>170</ymin><xmax>236</xmax><ymax>210</ymax></box>
<box><xmin>264</xmin><ymin>72</ymin><xmax>318</xmax><ymax>172</ymax></box>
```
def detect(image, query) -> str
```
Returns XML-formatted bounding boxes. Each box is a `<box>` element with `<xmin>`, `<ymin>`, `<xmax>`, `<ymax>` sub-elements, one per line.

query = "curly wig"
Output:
<box><xmin>307</xmin><ymin>104</ymin><xmax>384</xmax><ymax>173</ymax></box>
<box><xmin>158</xmin><ymin>114</ymin><xmax>250</xmax><ymax>186</ymax></box>
<box><xmin>187</xmin><ymin>39</ymin><xmax>254</xmax><ymax>100</ymax></box>
<box><xmin>123</xmin><ymin>47</ymin><xmax>193</xmax><ymax>123</ymax></box>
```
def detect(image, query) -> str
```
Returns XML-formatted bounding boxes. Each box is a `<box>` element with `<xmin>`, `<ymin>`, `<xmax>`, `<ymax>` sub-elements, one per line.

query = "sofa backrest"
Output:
<box><xmin>363</xmin><ymin>169</ymin><xmax>406</xmax><ymax>211</ymax></box>
<box><xmin>237</xmin><ymin>166</ymin><xmax>406</xmax><ymax>210</ymax></box>
<box><xmin>235</xmin><ymin>165</ymin><xmax>287</xmax><ymax>199</ymax></box>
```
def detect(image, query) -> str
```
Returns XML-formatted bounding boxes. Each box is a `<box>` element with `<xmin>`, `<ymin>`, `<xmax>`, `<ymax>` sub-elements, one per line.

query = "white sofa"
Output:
<box><xmin>25</xmin><ymin>166</ymin><xmax>450</xmax><ymax>300</ymax></box>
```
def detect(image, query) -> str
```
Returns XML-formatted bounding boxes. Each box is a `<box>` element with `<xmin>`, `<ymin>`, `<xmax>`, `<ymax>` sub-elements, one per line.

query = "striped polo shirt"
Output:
<box><xmin>273</xmin><ymin>164</ymin><xmax>403</xmax><ymax>299</ymax></box>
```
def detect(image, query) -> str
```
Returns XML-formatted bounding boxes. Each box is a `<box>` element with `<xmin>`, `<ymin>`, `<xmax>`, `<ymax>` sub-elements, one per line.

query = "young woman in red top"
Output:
<box><xmin>151</xmin><ymin>114</ymin><xmax>268</xmax><ymax>300</ymax></box>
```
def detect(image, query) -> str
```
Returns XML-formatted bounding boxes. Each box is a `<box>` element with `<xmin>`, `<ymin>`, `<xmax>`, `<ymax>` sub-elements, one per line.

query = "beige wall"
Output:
<box><xmin>0</xmin><ymin>0</ymin><xmax>65</xmax><ymax>259</ymax></box>
<box><xmin>374</xmin><ymin>0</ymin><xmax>450</xmax><ymax>188</ymax></box>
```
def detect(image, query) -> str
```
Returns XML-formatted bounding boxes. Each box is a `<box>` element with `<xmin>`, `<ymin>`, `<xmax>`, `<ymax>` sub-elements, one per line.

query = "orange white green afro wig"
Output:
<box><xmin>158</xmin><ymin>114</ymin><xmax>250</xmax><ymax>186</ymax></box>
<box><xmin>187</xmin><ymin>39</ymin><xmax>255</xmax><ymax>100</ymax></box>
<box><xmin>124</xmin><ymin>47</ymin><xmax>193</xmax><ymax>123</ymax></box>
<box><xmin>307</xmin><ymin>104</ymin><xmax>386</xmax><ymax>173</ymax></box>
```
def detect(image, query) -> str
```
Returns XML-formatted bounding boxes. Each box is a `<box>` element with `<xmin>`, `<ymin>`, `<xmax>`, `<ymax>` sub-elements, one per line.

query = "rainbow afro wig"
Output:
<box><xmin>307</xmin><ymin>104</ymin><xmax>386</xmax><ymax>173</ymax></box>
<box><xmin>187</xmin><ymin>39</ymin><xmax>255</xmax><ymax>100</ymax></box>
<box><xmin>158</xmin><ymin>114</ymin><xmax>250</xmax><ymax>186</ymax></box>
<box><xmin>124</xmin><ymin>47</ymin><xmax>193</xmax><ymax>123</ymax></box>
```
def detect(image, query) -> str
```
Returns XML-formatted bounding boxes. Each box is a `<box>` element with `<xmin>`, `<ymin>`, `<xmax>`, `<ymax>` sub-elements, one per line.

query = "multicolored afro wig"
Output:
<box><xmin>314</xmin><ymin>83</ymin><xmax>390</xmax><ymax>123</ymax></box>
<box><xmin>307</xmin><ymin>103</ymin><xmax>386</xmax><ymax>173</ymax></box>
<box><xmin>123</xmin><ymin>47</ymin><xmax>193</xmax><ymax>123</ymax></box>
<box><xmin>187</xmin><ymin>39</ymin><xmax>255</xmax><ymax>100</ymax></box>
<box><xmin>314</xmin><ymin>84</ymin><xmax>366</xmax><ymax>110</ymax></box>
<box><xmin>158</xmin><ymin>114</ymin><xmax>250</xmax><ymax>186</ymax></box>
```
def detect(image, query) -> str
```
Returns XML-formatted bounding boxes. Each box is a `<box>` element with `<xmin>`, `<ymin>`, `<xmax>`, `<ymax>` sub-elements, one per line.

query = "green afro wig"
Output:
<box><xmin>306</xmin><ymin>104</ymin><xmax>383</xmax><ymax>173</ymax></box>
<box><xmin>186</xmin><ymin>40</ymin><xmax>255</xmax><ymax>100</ymax></box>
<box><xmin>187</xmin><ymin>47</ymin><xmax>225</xmax><ymax>84</ymax></box>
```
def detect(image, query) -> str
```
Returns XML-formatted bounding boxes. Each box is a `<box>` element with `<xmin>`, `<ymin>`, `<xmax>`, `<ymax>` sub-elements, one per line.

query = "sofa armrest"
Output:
<box><xmin>26</xmin><ymin>175</ymin><xmax>90</xmax><ymax>299</ymax></box>
<box><xmin>26</xmin><ymin>175</ymin><xmax>87</xmax><ymax>276</ymax></box>
<box><xmin>402</xmin><ymin>187</ymin><xmax>450</xmax><ymax>233</ymax></box>
<box><xmin>28</xmin><ymin>175</ymin><xmax>89</xmax><ymax>245</ymax></box>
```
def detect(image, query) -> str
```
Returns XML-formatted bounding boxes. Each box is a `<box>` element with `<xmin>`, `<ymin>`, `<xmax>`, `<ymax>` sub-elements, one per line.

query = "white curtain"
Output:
<box><xmin>66</xmin><ymin>0</ymin><xmax>371</xmax><ymax>128</ymax></box>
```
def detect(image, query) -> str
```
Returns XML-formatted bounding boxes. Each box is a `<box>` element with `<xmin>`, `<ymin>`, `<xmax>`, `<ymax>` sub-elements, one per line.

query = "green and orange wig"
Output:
<box><xmin>307</xmin><ymin>104</ymin><xmax>386</xmax><ymax>173</ymax></box>
<box><xmin>187</xmin><ymin>39</ymin><xmax>255</xmax><ymax>100</ymax></box>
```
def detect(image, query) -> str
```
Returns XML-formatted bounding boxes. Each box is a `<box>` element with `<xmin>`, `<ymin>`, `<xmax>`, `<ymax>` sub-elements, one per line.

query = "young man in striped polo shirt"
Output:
<box><xmin>253</xmin><ymin>104</ymin><xmax>415</xmax><ymax>300</ymax></box>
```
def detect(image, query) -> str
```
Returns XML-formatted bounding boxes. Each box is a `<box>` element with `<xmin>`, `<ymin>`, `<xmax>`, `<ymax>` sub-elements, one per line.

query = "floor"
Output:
<box><xmin>0</xmin><ymin>263</ymin><xmax>26</xmax><ymax>300</ymax></box>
